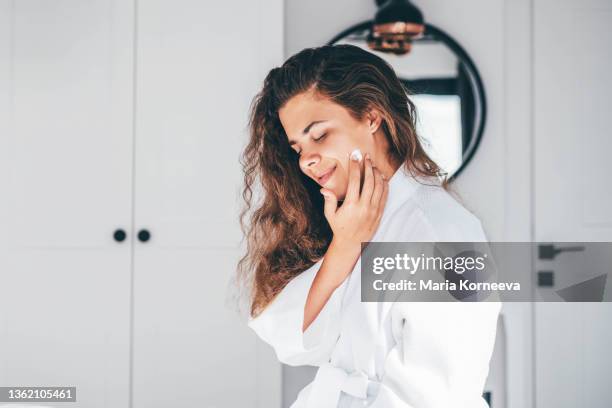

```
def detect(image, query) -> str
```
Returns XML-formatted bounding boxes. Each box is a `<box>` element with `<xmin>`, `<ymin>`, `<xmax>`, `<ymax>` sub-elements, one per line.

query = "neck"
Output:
<box><xmin>372</xmin><ymin>130</ymin><xmax>402</xmax><ymax>180</ymax></box>
<box><xmin>375</xmin><ymin>150</ymin><xmax>402</xmax><ymax>180</ymax></box>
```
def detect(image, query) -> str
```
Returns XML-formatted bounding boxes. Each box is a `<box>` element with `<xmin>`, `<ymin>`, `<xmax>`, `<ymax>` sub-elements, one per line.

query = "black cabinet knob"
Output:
<box><xmin>113</xmin><ymin>229</ymin><xmax>127</xmax><ymax>242</ymax></box>
<box><xmin>138</xmin><ymin>229</ymin><xmax>151</xmax><ymax>242</ymax></box>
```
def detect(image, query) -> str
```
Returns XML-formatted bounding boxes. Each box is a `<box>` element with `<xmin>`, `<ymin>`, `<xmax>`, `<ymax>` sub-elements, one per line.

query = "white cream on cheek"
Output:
<box><xmin>350</xmin><ymin>148</ymin><xmax>363</xmax><ymax>162</ymax></box>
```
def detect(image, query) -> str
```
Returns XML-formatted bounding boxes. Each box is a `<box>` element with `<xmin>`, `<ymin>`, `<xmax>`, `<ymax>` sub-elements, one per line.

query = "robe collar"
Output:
<box><xmin>380</xmin><ymin>163</ymin><xmax>439</xmax><ymax>223</ymax></box>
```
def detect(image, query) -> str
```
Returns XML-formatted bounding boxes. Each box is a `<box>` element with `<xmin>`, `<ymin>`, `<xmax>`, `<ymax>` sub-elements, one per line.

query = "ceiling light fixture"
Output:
<box><xmin>367</xmin><ymin>0</ymin><xmax>425</xmax><ymax>55</ymax></box>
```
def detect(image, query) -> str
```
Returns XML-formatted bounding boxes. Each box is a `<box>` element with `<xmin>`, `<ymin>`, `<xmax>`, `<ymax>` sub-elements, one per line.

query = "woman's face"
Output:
<box><xmin>279</xmin><ymin>89</ymin><xmax>385</xmax><ymax>200</ymax></box>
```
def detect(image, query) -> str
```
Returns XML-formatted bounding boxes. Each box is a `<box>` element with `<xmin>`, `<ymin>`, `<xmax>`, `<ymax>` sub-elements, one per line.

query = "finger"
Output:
<box><xmin>379</xmin><ymin>176</ymin><xmax>389</xmax><ymax>209</ymax></box>
<box><xmin>345</xmin><ymin>149</ymin><xmax>362</xmax><ymax>203</ymax></box>
<box><xmin>320</xmin><ymin>189</ymin><xmax>338</xmax><ymax>220</ymax></box>
<box><xmin>360</xmin><ymin>153</ymin><xmax>374</xmax><ymax>204</ymax></box>
<box><xmin>370</xmin><ymin>167</ymin><xmax>384</xmax><ymax>206</ymax></box>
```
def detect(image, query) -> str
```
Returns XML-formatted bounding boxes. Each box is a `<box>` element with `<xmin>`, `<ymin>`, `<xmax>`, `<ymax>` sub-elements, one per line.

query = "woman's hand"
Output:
<box><xmin>303</xmin><ymin>152</ymin><xmax>389</xmax><ymax>332</ymax></box>
<box><xmin>320</xmin><ymin>152</ymin><xmax>389</xmax><ymax>248</ymax></box>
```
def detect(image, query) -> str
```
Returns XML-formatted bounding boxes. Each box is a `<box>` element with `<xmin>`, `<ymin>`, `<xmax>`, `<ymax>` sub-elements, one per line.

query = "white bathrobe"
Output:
<box><xmin>248</xmin><ymin>165</ymin><xmax>501</xmax><ymax>408</ymax></box>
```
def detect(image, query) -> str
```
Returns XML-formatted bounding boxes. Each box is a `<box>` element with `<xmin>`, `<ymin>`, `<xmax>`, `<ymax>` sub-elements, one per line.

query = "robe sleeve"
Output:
<box><xmin>247</xmin><ymin>259</ymin><xmax>348</xmax><ymax>367</ymax></box>
<box><xmin>369</xmin><ymin>203</ymin><xmax>501</xmax><ymax>407</ymax></box>
<box><xmin>370</xmin><ymin>301</ymin><xmax>501</xmax><ymax>408</ymax></box>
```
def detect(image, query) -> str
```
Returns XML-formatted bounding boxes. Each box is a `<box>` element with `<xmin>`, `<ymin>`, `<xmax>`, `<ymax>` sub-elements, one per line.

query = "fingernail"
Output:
<box><xmin>350</xmin><ymin>148</ymin><xmax>363</xmax><ymax>162</ymax></box>
<box><xmin>320</xmin><ymin>189</ymin><xmax>330</xmax><ymax>197</ymax></box>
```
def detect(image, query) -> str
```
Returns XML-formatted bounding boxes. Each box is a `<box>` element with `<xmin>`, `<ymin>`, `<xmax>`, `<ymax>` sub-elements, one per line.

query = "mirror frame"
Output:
<box><xmin>328</xmin><ymin>21</ymin><xmax>487</xmax><ymax>181</ymax></box>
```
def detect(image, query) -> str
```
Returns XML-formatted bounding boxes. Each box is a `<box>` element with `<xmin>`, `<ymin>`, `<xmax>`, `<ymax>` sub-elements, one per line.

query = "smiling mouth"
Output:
<box><xmin>317</xmin><ymin>165</ymin><xmax>337</xmax><ymax>185</ymax></box>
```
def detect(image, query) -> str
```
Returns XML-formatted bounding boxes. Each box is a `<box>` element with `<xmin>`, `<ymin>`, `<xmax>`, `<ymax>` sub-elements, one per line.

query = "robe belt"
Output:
<box><xmin>306</xmin><ymin>362</ymin><xmax>378</xmax><ymax>408</ymax></box>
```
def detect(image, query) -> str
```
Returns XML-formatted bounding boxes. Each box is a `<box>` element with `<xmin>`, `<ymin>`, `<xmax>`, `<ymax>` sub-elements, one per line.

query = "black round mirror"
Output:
<box><xmin>329</xmin><ymin>22</ymin><xmax>486</xmax><ymax>180</ymax></box>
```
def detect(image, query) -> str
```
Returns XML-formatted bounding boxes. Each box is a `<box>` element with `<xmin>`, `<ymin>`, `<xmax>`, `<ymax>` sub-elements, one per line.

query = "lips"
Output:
<box><xmin>317</xmin><ymin>165</ymin><xmax>337</xmax><ymax>185</ymax></box>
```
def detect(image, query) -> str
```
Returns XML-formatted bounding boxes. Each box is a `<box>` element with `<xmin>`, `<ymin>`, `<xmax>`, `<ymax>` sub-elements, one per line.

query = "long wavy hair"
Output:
<box><xmin>237</xmin><ymin>44</ymin><xmax>447</xmax><ymax>317</ymax></box>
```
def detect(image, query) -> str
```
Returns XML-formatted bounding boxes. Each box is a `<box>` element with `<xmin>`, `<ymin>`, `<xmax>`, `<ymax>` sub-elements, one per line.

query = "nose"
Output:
<box><xmin>299</xmin><ymin>150</ymin><xmax>320</xmax><ymax>171</ymax></box>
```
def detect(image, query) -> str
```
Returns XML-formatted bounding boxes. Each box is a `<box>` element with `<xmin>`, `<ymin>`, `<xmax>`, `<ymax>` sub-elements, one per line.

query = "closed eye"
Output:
<box><xmin>292</xmin><ymin>132</ymin><xmax>328</xmax><ymax>156</ymax></box>
<box><xmin>313</xmin><ymin>132</ymin><xmax>327</xmax><ymax>142</ymax></box>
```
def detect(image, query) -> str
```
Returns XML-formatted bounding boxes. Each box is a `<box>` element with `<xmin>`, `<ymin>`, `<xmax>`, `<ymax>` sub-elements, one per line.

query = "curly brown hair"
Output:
<box><xmin>237</xmin><ymin>44</ymin><xmax>447</xmax><ymax>317</ymax></box>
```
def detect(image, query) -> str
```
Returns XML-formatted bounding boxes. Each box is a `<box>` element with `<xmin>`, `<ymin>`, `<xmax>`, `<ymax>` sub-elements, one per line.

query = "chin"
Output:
<box><xmin>320</xmin><ymin>179</ymin><xmax>347</xmax><ymax>200</ymax></box>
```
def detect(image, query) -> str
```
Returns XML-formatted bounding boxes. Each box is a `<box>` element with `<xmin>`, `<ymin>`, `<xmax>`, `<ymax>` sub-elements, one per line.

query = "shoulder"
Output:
<box><xmin>398</xmin><ymin>179</ymin><xmax>487</xmax><ymax>242</ymax></box>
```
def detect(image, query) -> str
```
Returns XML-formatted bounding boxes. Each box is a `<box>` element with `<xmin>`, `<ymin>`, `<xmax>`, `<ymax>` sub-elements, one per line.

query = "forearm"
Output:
<box><xmin>302</xmin><ymin>237</ymin><xmax>361</xmax><ymax>332</ymax></box>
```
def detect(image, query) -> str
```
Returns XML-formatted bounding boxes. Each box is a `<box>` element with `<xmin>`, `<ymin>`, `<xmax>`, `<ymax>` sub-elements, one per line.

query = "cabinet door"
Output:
<box><xmin>131</xmin><ymin>1</ymin><xmax>283</xmax><ymax>407</ymax></box>
<box><xmin>0</xmin><ymin>1</ymin><xmax>134</xmax><ymax>407</ymax></box>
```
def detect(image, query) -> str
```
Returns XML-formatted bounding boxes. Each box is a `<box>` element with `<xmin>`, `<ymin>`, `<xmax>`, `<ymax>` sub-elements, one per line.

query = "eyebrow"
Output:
<box><xmin>288</xmin><ymin>120</ymin><xmax>326</xmax><ymax>146</ymax></box>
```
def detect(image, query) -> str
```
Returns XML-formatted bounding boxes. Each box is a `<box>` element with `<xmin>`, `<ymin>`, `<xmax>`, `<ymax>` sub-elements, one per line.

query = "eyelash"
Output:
<box><xmin>296</xmin><ymin>133</ymin><xmax>327</xmax><ymax>156</ymax></box>
<box><xmin>314</xmin><ymin>132</ymin><xmax>328</xmax><ymax>142</ymax></box>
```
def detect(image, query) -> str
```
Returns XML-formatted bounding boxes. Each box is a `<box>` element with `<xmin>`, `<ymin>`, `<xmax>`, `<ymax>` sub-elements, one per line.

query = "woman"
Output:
<box><xmin>237</xmin><ymin>44</ymin><xmax>500</xmax><ymax>408</ymax></box>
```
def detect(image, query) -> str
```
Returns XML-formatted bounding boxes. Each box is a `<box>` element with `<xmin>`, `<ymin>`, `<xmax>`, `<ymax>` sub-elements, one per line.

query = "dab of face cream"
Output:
<box><xmin>350</xmin><ymin>148</ymin><xmax>363</xmax><ymax>162</ymax></box>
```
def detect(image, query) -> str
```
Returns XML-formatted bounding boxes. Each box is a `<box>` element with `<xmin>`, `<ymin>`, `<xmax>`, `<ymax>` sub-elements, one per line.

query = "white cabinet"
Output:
<box><xmin>0</xmin><ymin>1</ymin><xmax>134</xmax><ymax>406</ymax></box>
<box><xmin>0</xmin><ymin>1</ymin><xmax>283</xmax><ymax>407</ymax></box>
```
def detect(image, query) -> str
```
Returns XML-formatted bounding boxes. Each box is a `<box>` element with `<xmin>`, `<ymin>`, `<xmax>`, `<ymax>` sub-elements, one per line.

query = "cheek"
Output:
<box><xmin>315</xmin><ymin>128</ymin><xmax>370</xmax><ymax>199</ymax></box>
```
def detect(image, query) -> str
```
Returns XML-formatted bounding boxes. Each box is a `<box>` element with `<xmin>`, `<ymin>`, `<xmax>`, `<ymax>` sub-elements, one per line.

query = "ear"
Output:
<box><xmin>366</xmin><ymin>108</ymin><xmax>383</xmax><ymax>134</ymax></box>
